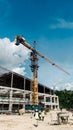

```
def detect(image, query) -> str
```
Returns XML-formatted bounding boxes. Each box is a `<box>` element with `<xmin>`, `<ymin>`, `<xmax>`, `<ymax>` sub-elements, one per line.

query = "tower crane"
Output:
<box><xmin>14</xmin><ymin>35</ymin><xmax>69</xmax><ymax>106</ymax></box>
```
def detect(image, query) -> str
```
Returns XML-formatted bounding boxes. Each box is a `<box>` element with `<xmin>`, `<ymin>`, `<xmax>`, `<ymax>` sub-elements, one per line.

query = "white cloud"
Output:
<box><xmin>13</xmin><ymin>67</ymin><xmax>26</xmax><ymax>76</ymax></box>
<box><xmin>0</xmin><ymin>37</ymin><xmax>30</xmax><ymax>75</ymax></box>
<box><xmin>49</xmin><ymin>18</ymin><xmax>73</xmax><ymax>29</ymax></box>
<box><xmin>63</xmin><ymin>83</ymin><xmax>73</xmax><ymax>90</ymax></box>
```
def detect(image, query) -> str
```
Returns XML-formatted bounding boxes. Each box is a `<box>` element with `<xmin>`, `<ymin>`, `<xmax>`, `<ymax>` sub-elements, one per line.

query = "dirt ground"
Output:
<box><xmin>0</xmin><ymin>110</ymin><xmax>73</xmax><ymax>130</ymax></box>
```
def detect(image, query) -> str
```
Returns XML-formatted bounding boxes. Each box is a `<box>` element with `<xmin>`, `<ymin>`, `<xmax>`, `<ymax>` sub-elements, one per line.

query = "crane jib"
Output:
<box><xmin>14</xmin><ymin>35</ymin><xmax>70</xmax><ymax>75</ymax></box>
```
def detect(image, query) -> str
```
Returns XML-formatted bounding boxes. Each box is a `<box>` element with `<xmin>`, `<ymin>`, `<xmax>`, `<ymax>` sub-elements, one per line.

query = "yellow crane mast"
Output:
<box><xmin>30</xmin><ymin>41</ymin><xmax>39</xmax><ymax>105</ymax></box>
<box><xmin>14</xmin><ymin>35</ymin><xmax>69</xmax><ymax>106</ymax></box>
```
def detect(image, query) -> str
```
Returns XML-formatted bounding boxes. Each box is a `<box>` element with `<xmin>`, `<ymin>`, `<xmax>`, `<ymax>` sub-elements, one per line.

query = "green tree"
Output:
<box><xmin>55</xmin><ymin>90</ymin><xmax>73</xmax><ymax>110</ymax></box>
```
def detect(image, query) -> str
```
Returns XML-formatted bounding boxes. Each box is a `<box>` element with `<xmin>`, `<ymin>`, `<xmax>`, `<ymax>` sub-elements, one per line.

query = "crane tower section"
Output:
<box><xmin>30</xmin><ymin>42</ymin><xmax>39</xmax><ymax>105</ymax></box>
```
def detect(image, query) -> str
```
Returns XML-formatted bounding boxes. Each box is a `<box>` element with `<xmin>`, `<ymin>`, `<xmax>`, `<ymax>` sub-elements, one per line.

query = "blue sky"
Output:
<box><xmin>0</xmin><ymin>0</ymin><xmax>73</xmax><ymax>90</ymax></box>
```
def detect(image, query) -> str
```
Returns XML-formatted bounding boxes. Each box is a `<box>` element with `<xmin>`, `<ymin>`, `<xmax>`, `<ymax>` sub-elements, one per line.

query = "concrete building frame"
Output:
<box><xmin>0</xmin><ymin>66</ymin><xmax>59</xmax><ymax>113</ymax></box>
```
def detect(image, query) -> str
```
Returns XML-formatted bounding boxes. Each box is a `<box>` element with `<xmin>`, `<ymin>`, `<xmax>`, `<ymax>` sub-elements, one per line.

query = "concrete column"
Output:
<box><xmin>23</xmin><ymin>78</ymin><xmax>26</xmax><ymax>109</ymax></box>
<box><xmin>54</xmin><ymin>97</ymin><xmax>55</xmax><ymax>103</ymax></box>
<box><xmin>9</xmin><ymin>73</ymin><xmax>13</xmax><ymax>113</ymax></box>
<box><xmin>57</xmin><ymin>96</ymin><xmax>59</xmax><ymax>109</ymax></box>
<box><xmin>44</xmin><ymin>95</ymin><xmax>46</xmax><ymax>103</ymax></box>
<box><xmin>9</xmin><ymin>90</ymin><xmax>13</xmax><ymax>112</ymax></box>
<box><xmin>30</xmin><ymin>80</ymin><xmax>32</xmax><ymax>104</ymax></box>
<box><xmin>30</xmin><ymin>93</ymin><xmax>32</xmax><ymax>104</ymax></box>
<box><xmin>50</xmin><ymin>96</ymin><xmax>53</xmax><ymax>110</ymax></box>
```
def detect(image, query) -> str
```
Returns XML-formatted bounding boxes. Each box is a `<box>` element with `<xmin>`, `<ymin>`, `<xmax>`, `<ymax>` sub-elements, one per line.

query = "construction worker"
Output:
<box><xmin>38</xmin><ymin>110</ymin><xmax>41</xmax><ymax>120</ymax></box>
<box><xmin>34</xmin><ymin>109</ymin><xmax>39</xmax><ymax>127</ymax></box>
<box><xmin>41</xmin><ymin>110</ymin><xmax>45</xmax><ymax>121</ymax></box>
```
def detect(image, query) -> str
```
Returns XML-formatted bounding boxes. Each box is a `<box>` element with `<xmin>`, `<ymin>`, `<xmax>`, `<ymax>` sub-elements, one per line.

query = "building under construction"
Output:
<box><xmin>0</xmin><ymin>66</ymin><xmax>59</xmax><ymax>113</ymax></box>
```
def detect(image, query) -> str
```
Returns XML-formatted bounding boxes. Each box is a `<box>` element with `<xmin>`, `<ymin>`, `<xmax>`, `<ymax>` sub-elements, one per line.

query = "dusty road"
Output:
<box><xmin>0</xmin><ymin>111</ymin><xmax>73</xmax><ymax>130</ymax></box>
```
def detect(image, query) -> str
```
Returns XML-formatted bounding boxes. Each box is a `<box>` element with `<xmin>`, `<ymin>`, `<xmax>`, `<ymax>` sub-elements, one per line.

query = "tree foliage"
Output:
<box><xmin>55</xmin><ymin>90</ymin><xmax>73</xmax><ymax>110</ymax></box>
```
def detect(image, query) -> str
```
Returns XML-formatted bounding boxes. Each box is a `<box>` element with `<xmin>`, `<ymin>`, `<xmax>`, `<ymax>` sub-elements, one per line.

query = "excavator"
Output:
<box><xmin>14</xmin><ymin>35</ymin><xmax>69</xmax><ymax>107</ymax></box>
